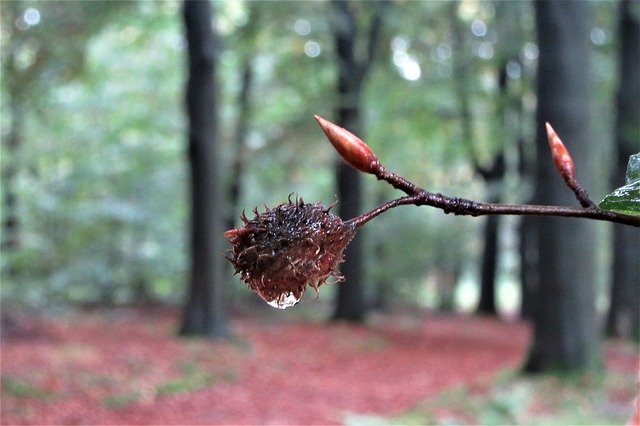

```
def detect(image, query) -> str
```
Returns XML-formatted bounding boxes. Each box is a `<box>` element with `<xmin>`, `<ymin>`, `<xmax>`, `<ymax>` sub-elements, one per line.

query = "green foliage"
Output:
<box><xmin>2</xmin><ymin>2</ymin><xmax>187</xmax><ymax>307</ymax></box>
<box><xmin>102</xmin><ymin>391</ymin><xmax>141</xmax><ymax>409</ymax></box>
<box><xmin>0</xmin><ymin>1</ymin><xmax>627</xmax><ymax>310</ymax></box>
<box><xmin>155</xmin><ymin>361</ymin><xmax>238</xmax><ymax>396</ymax></box>
<box><xmin>600</xmin><ymin>153</ymin><xmax>640</xmax><ymax>216</ymax></box>
<box><xmin>155</xmin><ymin>373</ymin><xmax>212</xmax><ymax>397</ymax></box>
<box><xmin>101</xmin><ymin>361</ymin><xmax>236</xmax><ymax>408</ymax></box>
<box><xmin>1</xmin><ymin>376</ymin><xmax>56</xmax><ymax>400</ymax></box>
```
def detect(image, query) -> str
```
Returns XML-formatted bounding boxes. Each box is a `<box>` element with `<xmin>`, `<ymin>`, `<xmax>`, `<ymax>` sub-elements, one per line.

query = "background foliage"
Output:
<box><xmin>0</xmin><ymin>0</ymin><xmax>627</xmax><ymax>313</ymax></box>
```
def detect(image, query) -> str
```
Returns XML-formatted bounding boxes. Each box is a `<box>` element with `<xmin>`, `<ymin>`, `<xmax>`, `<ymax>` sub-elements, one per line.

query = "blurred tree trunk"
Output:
<box><xmin>476</xmin><ymin>59</ymin><xmax>517</xmax><ymax>315</ymax></box>
<box><xmin>479</xmin><ymin>2</ymin><xmax>527</xmax><ymax>317</ymax></box>
<box><xmin>606</xmin><ymin>0</ymin><xmax>640</xmax><ymax>341</ymax></box>
<box><xmin>519</xmin><ymin>143</ymin><xmax>538</xmax><ymax>321</ymax></box>
<box><xmin>476</xmin><ymin>192</ymin><xmax>501</xmax><ymax>314</ymax></box>
<box><xmin>179</xmin><ymin>0</ymin><xmax>229</xmax><ymax>338</ymax></box>
<box><xmin>331</xmin><ymin>0</ymin><xmax>386</xmax><ymax>322</ymax></box>
<box><xmin>524</xmin><ymin>1</ymin><xmax>600</xmax><ymax>372</ymax></box>
<box><xmin>437</xmin><ymin>265</ymin><xmax>462</xmax><ymax>312</ymax></box>
<box><xmin>518</xmin><ymin>217</ymin><xmax>536</xmax><ymax>319</ymax></box>
<box><xmin>519</xmin><ymin>124</ymin><xmax>537</xmax><ymax>319</ymax></box>
<box><xmin>476</xmin><ymin>0</ymin><xmax>526</xmax><ymax>316</ymax></box>
<box><xmin>450</xmin><ymin>1</ymin><xmax>506</xmax><ymax>315</ymax></box>
<box><xmin>513</xmin><ymin>1</ymin><xmax>537</xmax><ymax>321</ymax></box>
<box><xmin>227</xmin><ymin>62</ymin><xmax>253</xmax><ymax>228</ymax></box>
<box><xmin>2</xmin><ymin>2</ymin><xmax>26</xmax><ymax>275</ymax></box>
<box><xmin>227</xmin><ymin>3</ymin><xmax>258</xmax><ymax>231</ymax></box>
<box><xmin>2</xmin><ymin>73</ymin><xmax>23</xmax><ymax>258</ymax></box>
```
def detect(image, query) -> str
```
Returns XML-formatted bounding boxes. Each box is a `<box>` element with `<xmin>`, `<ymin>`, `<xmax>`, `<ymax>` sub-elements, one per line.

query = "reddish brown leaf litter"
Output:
<box><xmin>0</xmin><ymin>309</ymin><xmax>635</xmax><ymax>425</ymax></box>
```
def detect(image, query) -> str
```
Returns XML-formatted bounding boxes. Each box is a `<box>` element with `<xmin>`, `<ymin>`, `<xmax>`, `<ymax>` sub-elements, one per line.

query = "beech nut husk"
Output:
<box><xmin>224</xmin><ymin>197</ymin><xmax>355</xmax><ymax>308</ymax></box>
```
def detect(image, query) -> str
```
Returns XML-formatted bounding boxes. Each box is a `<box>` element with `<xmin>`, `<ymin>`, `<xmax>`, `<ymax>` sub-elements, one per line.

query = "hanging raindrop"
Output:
<box><xmin>264</xmin><ymin>292</ymin><xmax>302</xmax><ymax>309</ymax></box>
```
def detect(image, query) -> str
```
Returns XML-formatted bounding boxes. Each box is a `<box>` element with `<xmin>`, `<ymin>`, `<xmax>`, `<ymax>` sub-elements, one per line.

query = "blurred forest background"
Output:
<box><xmin>1</xmin><ymin>0</ymin><xmax>639</xmax><ymax>356</ymax></box>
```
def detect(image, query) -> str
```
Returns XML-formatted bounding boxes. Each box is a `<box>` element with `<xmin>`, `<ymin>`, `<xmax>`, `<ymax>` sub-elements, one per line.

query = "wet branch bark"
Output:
<box><xmin>314</xmin><ymin>116</ymin><xmax>640</xmax><ymax>229</ymax></box>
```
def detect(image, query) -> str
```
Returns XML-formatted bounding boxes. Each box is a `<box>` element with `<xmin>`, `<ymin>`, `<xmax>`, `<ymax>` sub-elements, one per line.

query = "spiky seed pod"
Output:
<box><xmin>224</xmin><ymin>197</ymin><xmax>356</xmax><ymax>308</ymax></box>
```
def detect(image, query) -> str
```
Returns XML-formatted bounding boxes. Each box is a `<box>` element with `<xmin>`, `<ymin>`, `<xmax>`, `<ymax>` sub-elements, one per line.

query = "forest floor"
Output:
<box><xmin>1</xmin><ymin>307</ymin><xmax>638</xmax><ymax>425</ymax></box>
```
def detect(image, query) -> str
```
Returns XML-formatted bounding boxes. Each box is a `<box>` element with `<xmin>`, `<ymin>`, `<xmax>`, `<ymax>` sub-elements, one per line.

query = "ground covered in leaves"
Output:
<box><xmin>1</xmin><ymin>308</ymin><xmax>637</xmax><ymax>425</ymax></box>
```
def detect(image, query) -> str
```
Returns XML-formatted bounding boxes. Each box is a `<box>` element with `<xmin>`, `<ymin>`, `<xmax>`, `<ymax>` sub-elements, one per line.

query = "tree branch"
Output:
<box><xmin>315</xmin><ymin>116</ymin><xmax>640</xmax><ymax>228</ymax></box>
<box><xmin>348</xmin><ymin>191</ymin><xmax>640</xmax><ymax>228</ymax></box>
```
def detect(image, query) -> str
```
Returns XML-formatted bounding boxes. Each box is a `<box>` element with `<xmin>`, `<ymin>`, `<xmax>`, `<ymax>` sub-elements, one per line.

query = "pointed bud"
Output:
<box><xmin>314</xmin><ymin>115</ymin><xmax>379</xmax><ymax>174</ymax></box>
<box><xmin>546</xmin><ymin>122</ymin><xmax>575</xmax><ymax>181</ymax></box>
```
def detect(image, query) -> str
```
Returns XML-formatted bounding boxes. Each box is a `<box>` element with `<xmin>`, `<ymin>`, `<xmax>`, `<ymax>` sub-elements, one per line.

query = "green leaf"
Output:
<box><xmin>599</xmin><ymin>153</ymin><xmax>640</xmax><ymax>216</ymax></box>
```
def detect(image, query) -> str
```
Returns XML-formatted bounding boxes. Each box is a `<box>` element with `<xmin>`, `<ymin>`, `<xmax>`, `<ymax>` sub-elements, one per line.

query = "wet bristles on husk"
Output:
<box><xmin>224</xmin><ymin>197</ymin><xmax>355</xmax><ymax>308</ymax></box>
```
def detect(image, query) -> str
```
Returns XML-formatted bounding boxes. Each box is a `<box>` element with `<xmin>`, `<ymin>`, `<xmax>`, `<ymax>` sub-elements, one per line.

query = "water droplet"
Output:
<box><xmin>264</xmin><ymin>292</ymin><xmax>301</xmax><ymax>309</ymax></box>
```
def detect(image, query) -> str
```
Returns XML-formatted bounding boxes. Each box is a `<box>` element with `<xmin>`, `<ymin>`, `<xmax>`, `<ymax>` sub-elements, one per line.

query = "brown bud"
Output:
<box><xmin>314</xmin><ymin>115</ymin><xmax>379</xmax><ymax>174</ymax></box>
<box><xmin>224</xmin><ymin>197</ymin><xmax>356</xmax><ymax>309</ymax></box>
<box><xmin>546</xmin><ymin>122</ymin><xmax>575</xmax><ymax>181</ymax></box>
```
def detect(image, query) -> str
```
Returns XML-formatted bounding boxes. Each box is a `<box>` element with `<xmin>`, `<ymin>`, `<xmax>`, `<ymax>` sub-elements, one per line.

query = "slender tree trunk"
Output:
<box><xmin>477</xmin><ymin>210</ymin><xmax>499</xmax><ymax>314</ymax></box>
<box><xmin>180</xmin><ymin>0</ymin><xmax>228</xmax><ymax>338</ymax></box>
<box><xmin>519</xmin><ymin>130</ymin><xmax>538</xmax><ymax>320</ymax></box>
<box><xmin>2</xmin><ymin>94</ymin><xmax>23</xmax><ymax>255</ymax></box>
<box><xmin>524</xmin><ymin>0</ymin><xmax>600</xmax><ymax>372</ymax></box>
<box><xmin>478</xmin><ymin>1</ymin><xmax>526</xmax><ymax>316</ymax></box>
<box><xmin>450</xmin><ymin>1</ymin><xmax>505</xmax><ymax>315</ymax></box>
<box><xmin>227</xmin><ymin>60</ymin><xmax>254</xmax><ymax>230</ymax></box>
<box><xmin>476</xmin><ymin>63</ymin><xmax>509</xmax><ymax>316</ymax></box>
<box><xmin>449</xmin><ymin>0</ymin><xmax>474</xmax><ymax>161</ymax></box>
<box><xmin>227</xmin><ymin>3</ymin><xmax>257</xmax><ymax>232</ymax></box>
<box><xmin>518</xmin><ymin>213</ymin><xmax>537</xmax><ymax>319</ymax></box>
<box><xmin>1</xmin><ymin>2</ymin><xmax>25</xmax><ymax>274</ymax></box>
<box><xmin>331</xmin><ymin>0</ymin><xmax>386</xmax><ymax>322</ymax></box>
<box><xmin>331</xmin><ymin>0</ymin><xmax>365</xmax><ymax>322</ymax></box>
<box><xmin>606</xmin><ymin>0</ymin><xmax>640</xmax><ymax>341</ymax></box>
<box><xmin>506</xmin><ymin>2</ymin><xmax>536</xmax><ymax>321</ymax></box>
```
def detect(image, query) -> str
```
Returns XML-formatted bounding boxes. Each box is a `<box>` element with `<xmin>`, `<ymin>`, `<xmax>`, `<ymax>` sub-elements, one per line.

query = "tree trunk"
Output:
<box><xmin>450</xmin><ymin>1</ymin><xmax>505</xmax><ymax>316</ymax></box>
<box><xmin>518</xmin><ymin>214</ymin><xmax>537</xmax><ymax>319</ymax></box>
<box><xmin>477</xmin><ymin>211</ymin><xmax>500</xmax><ymax>314</ymax></box>
<box><xmin>606</xmin><ymin>0</ymin><xmax>640</xmax><ymax>341</ymax></box>
<box><xmin>331</xmin><ymin>0</ymin><xmax>365</xmax><ymax>322</ymax></box>
<box><xmin>1</xmin><ymin>2</ymin><xmax>25</xmax><ymax>276</ymax></box>
<box><xmin>524</xmin><ymin>0</ymin><xmax>600</xmax><ymax>372</ymax></box>
<box><xmin>227</xmin><ymin>2</ymin><xmax>257</xmax><ymax>232</ymax></box>
<box><xmin>331</xmin><ymin>0</ymin><xmax>385</xmax><ymax>322</ymax></box>
<box><xmin>179</xmin><ymin>0</ymin><xmax>229</xmax><ymax>339</ymax></box>
<box><xmin>227</xmin><ymin>60</ymin><xmax>254</xmax><ymax>231</ymax></box>
<box><xmin>2</xmin><ymin>92</ymin><xmax>23</xmax><ymax>255</ymax></box>
<box><xmin>475</xmin><ymin>63</ymin><xmax>509</xmax><ymax>316</ymax></box>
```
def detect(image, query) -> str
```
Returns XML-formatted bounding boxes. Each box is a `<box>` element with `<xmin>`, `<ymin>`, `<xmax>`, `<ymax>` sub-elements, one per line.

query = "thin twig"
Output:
<box><xmin>315</xmin><ymin>116</ymin><xmax>640</xmax><ymax>228</ymax></box>
<box><xmin>370</xmin><ymin>163</ymin><xmax>422</xmax><ymax>195</ymax></box>
<box><xmin>347</xmin><ymin>194</ymin><xmax>424</xmax><ymax>227</ymax></box>
<box><xmin>348</xmin><ymin>189</ymin><xmax>640</xmax><ymax>228</ymax></box>
<box><xmin>565</xmin><ymin>177</ymin><xmax>598</xmax><ymax>208</ymax></box>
